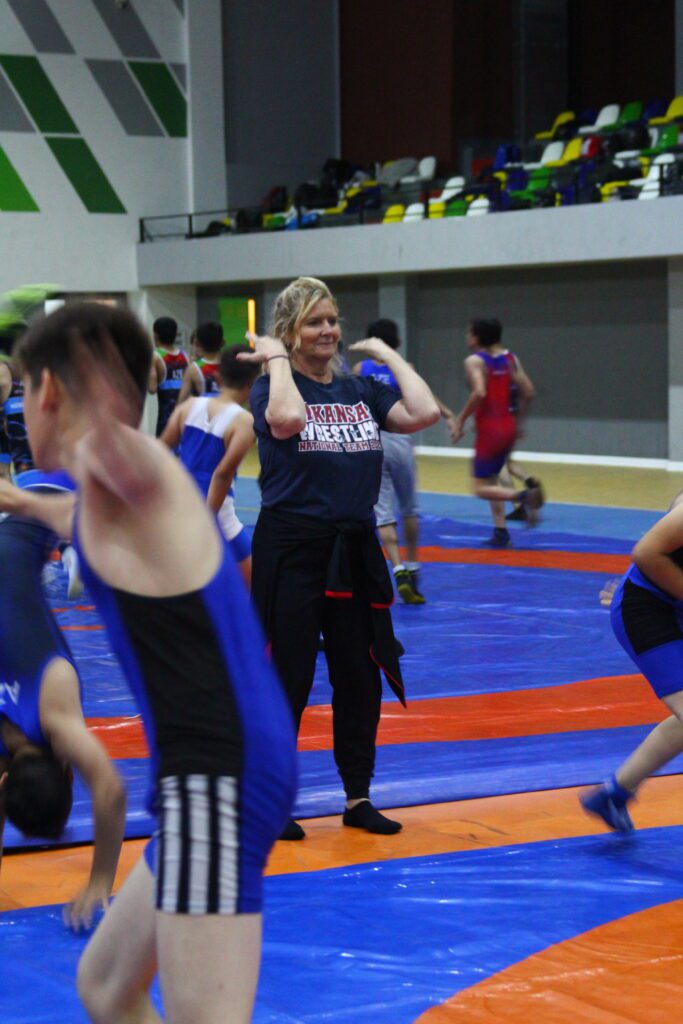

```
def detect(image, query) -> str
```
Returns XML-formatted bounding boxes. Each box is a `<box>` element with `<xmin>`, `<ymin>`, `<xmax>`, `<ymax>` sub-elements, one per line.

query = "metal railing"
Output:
<box><xmin>139</xmin><ymin>156</ymin><xmax>683</xmax><ymax>243</ymax></box>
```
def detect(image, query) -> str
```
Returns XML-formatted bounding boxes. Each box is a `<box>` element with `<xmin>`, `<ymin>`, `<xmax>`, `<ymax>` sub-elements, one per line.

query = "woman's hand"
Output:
<box><xmin>348</xmin><ymin>337</ymin><xmax>396</xmax><ymax>362</ymax></box>
<box><xmin>239</xmin><ymin>333</ymin><xmax>289</xmax><ymax>364</ymax></box>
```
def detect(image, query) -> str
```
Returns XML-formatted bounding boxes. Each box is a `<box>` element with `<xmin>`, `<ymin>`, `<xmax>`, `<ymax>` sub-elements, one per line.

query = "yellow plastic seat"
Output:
<box><xmin>544</xmin><ymin>136</ymin><xmax>583</xmax><ymax>168</ymax></box>
<box><xmin>650</xmin><ymin>95</ymin><xmax>683</xmax><ymax>125</ymax></box>
<box><xmin>428</xmin><ymin>201</ymin><xmax>445</xmax><ymax>219</ymax></box>
<box><xmin>600</xmin><ymin>157</ymin><xmax>651</xmax><ymax>201</ymax></box>
<box><xmin>535</xmin><ymin>110</ymin><xmax>575</xmax><ymax>140</ymax></box>
<box><xmin>382</xmin><ymin>204</ymin><xmax>405</xmax><ymax>223</ymax></box>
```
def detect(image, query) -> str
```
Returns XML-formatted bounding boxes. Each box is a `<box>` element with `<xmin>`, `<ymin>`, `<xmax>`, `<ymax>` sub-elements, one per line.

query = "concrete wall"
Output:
<box><xmin>411</xmin><ymin>263</ymin><xmax>669</xmax><ymax>458</ymax></box>
<box><xmin>192</xmin><ymin>260</ymin><xmax>668</xmax><ymax>460</ymax></box>
<box><xmin>222</xmin><ymin>0</ymin><xmax>339</xmax><ymax>208</ymax></box>
<box><xmin>0</xmin><ymin>0</ymin><xmax>189</xmax><ymax>293</ymax></box>
<box><xmin>137</xmin><ymin>198</ymin><xmax>683</xmax><ymax>288</ymax></box>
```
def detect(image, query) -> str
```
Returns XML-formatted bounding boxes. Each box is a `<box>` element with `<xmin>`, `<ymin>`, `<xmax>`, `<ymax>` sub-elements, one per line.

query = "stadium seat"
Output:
<box><xmin>428</xmin><ymin>200</ymin><xmax>446</xmax><ymax>219</ymax></box>
<box><xmin>616</xmin><ymin>100</ymin><xmax>643</xmax><ymax>126</ymax></box>
<box><xmin>643</xmin><ymin>121</ymin><xmax>680</xmax><ymax>154</ymax></box>
<box><xmin>649</xmin><ymin>95</ymin><xmax>683</xmax><ymax>125</ymax></box>
<box><xmin>523</xmin><ymin>140</ymin><xmax>564</xmax><ymax>169</ymax></box>
<box><xmin>382</xmin><ymin>204</ymin><xmax>405</xmax><ymax>223</ymax></box>
<box><xmin>545</xmin><ymin>137</ymin><xmax>583</xmax><ymax>167</ymax></box>
<box><xmin>581</xmin><ymin>135</ymin><xmax>603</xmax><ymax>159</ymax></box>
<box><xmin>466</xmin><ymin>196</ymin><xmax>490</xmax><ymax>216</ymax></box>
<box><xmin>508</xmin><ymin>166</ymin><xmax>552</xmax><ymax>205</ymax></box>
<box><xmin>535</xmin><ymin>110</ymin><xmax>575</xmax><ymax>140</ymax></box>
<box><xmin>429</xmin><ymin>175</ymin><xmax>465</xmax><ymax>208</ymax></box>
<box><xmin>603</xmin><ymin>153</ymin><xmax>675</xmax><ymax>201</ymax></box>
<box><xmin>403</xmin><ymin>202</ymin><xmax>425</xmax><ymax>222</ymax></box>
<box><xmin>400</xmin><ymin>156</ymin><xmax>437</xmax><ymax>185</ymax></box>
<box><xmin>615</xmin><ymin>127</ymin><xmax>659</xmax><ymax>162</ymax></box>
<box><xmin>578</xmin><ymin>103</ymin><xmax>620</xmax><ymax>135</ymax></box>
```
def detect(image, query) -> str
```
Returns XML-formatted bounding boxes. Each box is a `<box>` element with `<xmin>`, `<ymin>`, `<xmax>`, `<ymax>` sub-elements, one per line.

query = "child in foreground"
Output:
<box><xmin>16</xmin><ymin>303</ymin><xmax>296</xmax><ymax>1024</ymax></box>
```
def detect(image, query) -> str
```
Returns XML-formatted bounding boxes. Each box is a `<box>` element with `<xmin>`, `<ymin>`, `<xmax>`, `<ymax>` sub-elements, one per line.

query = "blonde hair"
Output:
<box><xmin>270</xmin><ymin>277</ymin><xmax>339</xmax><ymax>354</ymax></box>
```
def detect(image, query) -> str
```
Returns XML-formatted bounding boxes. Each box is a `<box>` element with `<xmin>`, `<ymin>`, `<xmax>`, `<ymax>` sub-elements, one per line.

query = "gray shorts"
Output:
<box><xmin>375</xmin><ymin>432</ymin><xmax>419</xmax><ymax>527</ymax></box>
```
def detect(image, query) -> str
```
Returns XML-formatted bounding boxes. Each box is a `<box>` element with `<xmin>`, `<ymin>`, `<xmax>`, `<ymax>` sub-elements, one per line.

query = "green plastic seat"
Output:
<box><xmin>642</xmin><ymin>121</ymin><xmax>679</xmax><ymax>155</ymax></box>
<box><xmin>444</xmin><ymin>198</ymin><xmax>469</xmax><ymax>217</ymax></box>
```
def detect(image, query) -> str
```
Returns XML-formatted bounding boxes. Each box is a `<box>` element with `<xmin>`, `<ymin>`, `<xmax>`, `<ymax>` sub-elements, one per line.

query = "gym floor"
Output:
<box><xmin>3</xmin><ymin>457</ymin><xmax>683</xmax><ymax>1023</ymax></box>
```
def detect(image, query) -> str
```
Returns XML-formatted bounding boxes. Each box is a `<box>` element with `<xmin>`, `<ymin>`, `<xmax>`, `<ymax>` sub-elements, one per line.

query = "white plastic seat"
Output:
<box><xmin>578</xmin><ymin>103</ymin><xmax>620</xmax><ymax>135</ymax></box>
<box><xmin>466</xmin><ymin>196</ymin><xmax>490</xmax><ymax>216</ymax></box>
<box><xmin>627</xmin><ymin>153</ymin><xmax>675</xmax><ymax>198</ymax></box>
<box><xmin>400</xmin><ymin>155</ymin><xmax>438</xmax><ymax>185</ymax></box>
<box><xmin>523</xmin><ymin>140</ymin><xmax>564</xmax><ymax>170</ymax></box>
<box><xmin>428</xmin><ymin>176</ymin><xmax>465</xmax><ymax>206</ymax></box>
<box><xmin>403</xmin><ymin>202</ymin><xmax>425</xmax><ymax>221</ymax></box>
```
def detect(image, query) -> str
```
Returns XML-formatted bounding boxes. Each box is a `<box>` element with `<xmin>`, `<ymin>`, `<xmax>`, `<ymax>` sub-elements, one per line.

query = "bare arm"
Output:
<box><xmin>47</xmin><ymin>711</ymin><xmax>125</xmax><ymax>930</ymax></box>
<box><xmin>450</xmin><ymin>355</ymin><xmax>487</xmax><ymax>442</ymax></box>
<box><xmin>0</xmin><ymin>480</ymin><xmax>75</xmax><ymax>539</ymax></box>
<box><xmin>348</xmin><ymin>339</ymin><xmax>439</xmax><ymax>434</ymax></box>
<box><xmin>632</xmin><ymin>503</ymin><xmax>683</xmax><ymax>600</ymax></box>
<box><xmin>511</xmin><ymin>356</ymin><xmax>535</xmax><ymax>425</ymax></box>
<box><xmin>238</xmin><ymin>333</ymin><xmax>306</xmax><ymax>440</ymax></box>
<box><xmin>178</xmin><ymin>362</ymin><xmax>203</xmax><ymax>405</ymax></box>
<box><xmin>0</xmin><ymin>363</ymin><xmax>11</xmax><ymax>403</ymax></box>
<box><xmin>160</xmin><ymin>398</ymin><xmax>192</xmax><ymax>450</ymax></box>
<box><xmin>207</xmin><ymin>413</ymin><xmax>255</xmax><ymax>514</ymax></box>
<box><xmin>147</xmin><ymin>352</ymin><xmax>166</xmax><ymax>395</ymax></box>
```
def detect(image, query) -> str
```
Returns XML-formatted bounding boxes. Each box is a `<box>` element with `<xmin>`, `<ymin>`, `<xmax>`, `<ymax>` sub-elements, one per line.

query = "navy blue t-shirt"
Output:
<box><xmin>251</xmin><ymin>371</ymin><xmax>400</xmax><ymax>521</ymax></box>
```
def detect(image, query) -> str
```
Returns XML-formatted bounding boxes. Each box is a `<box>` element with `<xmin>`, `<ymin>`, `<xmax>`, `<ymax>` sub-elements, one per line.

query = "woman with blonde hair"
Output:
<box><xmin>241</xmin><ymin>277</ymin><xmax>440</xmax><ymax>839</ymax></box>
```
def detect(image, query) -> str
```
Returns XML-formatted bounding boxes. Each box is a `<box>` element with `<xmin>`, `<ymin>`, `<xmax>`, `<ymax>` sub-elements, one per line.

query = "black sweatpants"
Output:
<box><xmin>252</xmin><ymin>515</ymin><xmax>382</xmax><ymax>801</ymax></box>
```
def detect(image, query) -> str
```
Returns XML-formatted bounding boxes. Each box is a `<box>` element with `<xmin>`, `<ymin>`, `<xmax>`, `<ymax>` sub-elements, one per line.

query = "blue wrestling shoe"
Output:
<box><xmin>580</xmin><ymin>784</ymin><xmax>634</xmax><ymax>834</ymax></box>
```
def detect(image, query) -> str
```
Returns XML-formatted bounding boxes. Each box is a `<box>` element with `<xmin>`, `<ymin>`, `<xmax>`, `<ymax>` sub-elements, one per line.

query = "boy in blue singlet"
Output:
<box><xmin>581</xmin><ymin>491</ymin><xmax>683</xmax><ymax>832</ymax></box>
<box><xmin>161</xmin><ymin>344</ymin><xmax>259</xmax><ymax>585</ymax></box>
<box><xmin>0</xmin><ymin>469</ymin><xmax>125</xmax><ymax>930</ymax></box>
<box><xmin>14</xmin><ymin>303</ymin><xmax>296</xmax><ymax>1024</ymax></box>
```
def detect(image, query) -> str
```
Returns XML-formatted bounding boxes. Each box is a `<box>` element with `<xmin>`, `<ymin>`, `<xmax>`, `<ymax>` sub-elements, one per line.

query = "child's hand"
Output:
<box><xmin>600</xmin><ymin>578</ymin><xmax>620</xmax><ymax>608</ymax></box>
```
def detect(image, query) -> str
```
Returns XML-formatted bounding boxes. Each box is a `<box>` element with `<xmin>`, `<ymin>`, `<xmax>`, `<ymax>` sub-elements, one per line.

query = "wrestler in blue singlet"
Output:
<box><xmin>0</xmin><ymin>470</ymin><xmax>77</xmax><ymax>758</ymax></box>
<box><xmin>611</xmin><ymin>551</ymin><xmax>683</xmax><ymax>699</ymax></box>
<box><xmin>71</xmin><ymin>523</ymin><xmax>297</xmax><ymax>914</ymax></box>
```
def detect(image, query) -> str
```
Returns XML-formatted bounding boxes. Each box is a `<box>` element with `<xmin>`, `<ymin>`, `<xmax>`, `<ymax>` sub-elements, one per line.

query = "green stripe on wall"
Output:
<box><xmin>0</xmin><ymin>145</ymin><xmax>38</xmax><ymax>211</ymax></box>
<box><xmin>0</xmin><ymin>55</ymin><xmax>78</xmax><ymax>134</ymax></box>
<box><xmin>45</xmin><ymin>137</ymin><xmax>125</xmax><ymax>213</ymax></box>
<box><xmin>128</xmin><ymin>61</ymin><xmax>187</xmax><ymax>137</ymax></box>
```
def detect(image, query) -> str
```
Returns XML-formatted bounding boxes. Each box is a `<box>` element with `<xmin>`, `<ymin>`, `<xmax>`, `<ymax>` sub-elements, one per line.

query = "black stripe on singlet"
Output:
<box><xmin>177</xmin><ymin>776</ymin><xmax>191</xmax><ymax>914</ymax></box>
<box><xmin>207</xmin><ymin>775</ymin><xmax>220</xmax><ymax>914</ymax></box>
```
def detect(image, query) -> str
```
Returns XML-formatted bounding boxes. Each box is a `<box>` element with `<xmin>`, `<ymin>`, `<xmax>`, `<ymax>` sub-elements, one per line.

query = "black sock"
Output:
<box><xmin>279</xmin><ymin>818</ymin><xmax>306</xmax><ymax>840</ymax></box>
<box><xmin>343</xmin><ymin>801</ymin><xmax>402</xmax><ymax>834</ymax></box>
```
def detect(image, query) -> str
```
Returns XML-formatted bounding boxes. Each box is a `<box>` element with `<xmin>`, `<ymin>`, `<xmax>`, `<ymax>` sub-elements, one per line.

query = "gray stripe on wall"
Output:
<box><xmin>87</xmin><ymin>59</ymin><xmax>163</xmax><ymax>136</ymax></box>
<box><xmin>7</xmin><ymin>0</ymin><xmax>75</xmax><ymax>54</ymax></box>
<box><xmin>91</xmin><ymin>0</ymin><xmax>161</xmax><ymax>59</ymax></box>
<box><xmin>170</xmin><ymin>63</ymin><xmax>186</xmax><ymax>91</ymax></box>
<box><xmin>0</xmin><ymin>70</ymin><xmax>35</xmax><ymax>132</ymax></box>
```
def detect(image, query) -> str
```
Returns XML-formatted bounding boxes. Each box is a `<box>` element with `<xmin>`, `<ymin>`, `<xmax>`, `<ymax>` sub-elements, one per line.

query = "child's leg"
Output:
<box><xmin>77</xmin><ymin>854</ymin><xmax>159</xmax><ymax>1024</ymax></box>
<box><xmin>616</xmin><ymin>690</ymin><xmax>683</xmax><ymax>792</ymax></box>
<box><xmin>156</xmin><ymin>912</ymin><xmax>262</xmax><ymax>1024</ymax></box>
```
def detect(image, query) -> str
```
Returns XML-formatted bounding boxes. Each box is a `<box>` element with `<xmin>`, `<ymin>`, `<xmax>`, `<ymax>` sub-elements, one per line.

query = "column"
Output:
<box><xmin>668</xmin><ymin>257</ymin><xmax>683</xmax><ymax>465</ymax></box>
<box><xmin>186</xmin><ymin>0</ymin><xmax>227</xmax><ymax>212</ymax></box>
